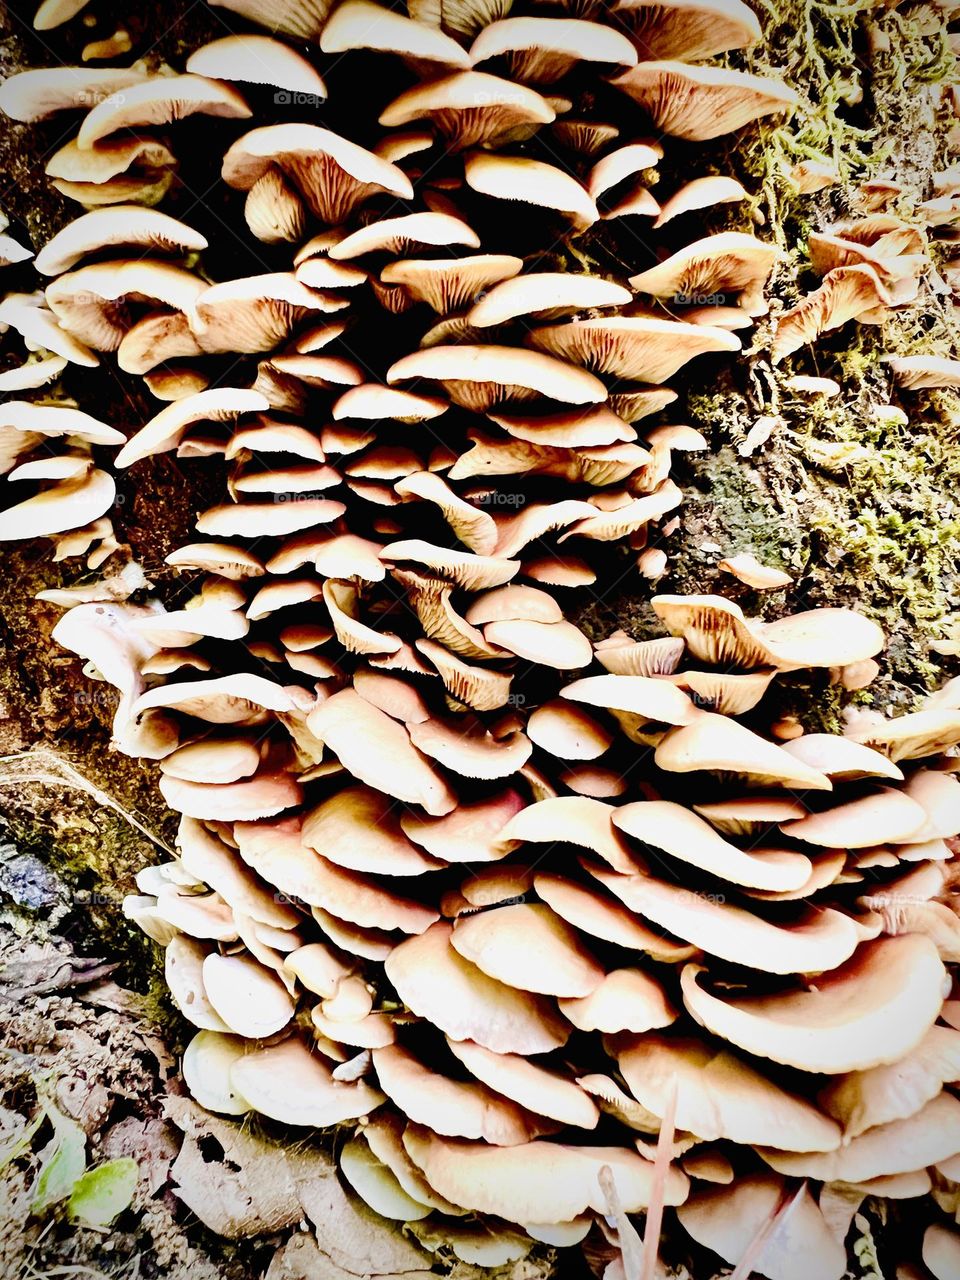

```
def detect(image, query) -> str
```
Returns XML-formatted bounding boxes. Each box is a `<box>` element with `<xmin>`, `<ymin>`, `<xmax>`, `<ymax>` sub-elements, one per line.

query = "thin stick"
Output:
<box><xmin>640</xmin><ymin>1074</ymin><xmax>678</xmax><ymax>1280</ymax></box>
<box><xmin>730</xmin><ymin>1182</ymin><xmax>805</xmax><ymax>1280</ymax></box>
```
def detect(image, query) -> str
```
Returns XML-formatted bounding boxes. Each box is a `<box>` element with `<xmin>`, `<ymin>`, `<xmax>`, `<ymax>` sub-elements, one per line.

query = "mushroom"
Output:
<box><xmin>469</xmin><ymin>17</ymin><xmax>637</xmax><ymax>83</ymax></box>
<box><xmin>76</xmin><ymin>75</ymin><xmax>251</xmax><ymax>149</ymax></box>
<box><xmin>379</xmin><ymin>72</ymin><xmax>555</xmax><ymax>149</ymax></box>
<box><xmin>612</xmin><ymin>63</ymin><xmax>798</xmax><ymax>141</ymax></box>
<box><xmin>186</xmin><ymin>36</ymin><xmax>328</xmax><ymax>97</ymax></box>
<box><xmin>222</xmin><ymin>124</ymin><xmax>413</xmax><ymax>224</ymax></box>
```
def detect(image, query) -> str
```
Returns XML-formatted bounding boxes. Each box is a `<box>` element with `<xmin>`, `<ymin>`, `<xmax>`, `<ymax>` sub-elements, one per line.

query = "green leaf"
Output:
<box><xmin>67</xmin><ymin>1157</ymin><xmax>138</xmax><ymax>1227</ymax></box>
<box><xmin>31</xmin><ymin>1106</ymin><xmax>86</xmax><ymax>1213</ymax></box>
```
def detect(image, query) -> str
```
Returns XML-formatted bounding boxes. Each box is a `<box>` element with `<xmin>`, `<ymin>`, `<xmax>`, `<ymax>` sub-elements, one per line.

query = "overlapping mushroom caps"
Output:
<box><xmin>4</xmin><ymin>2</ymin><xmax>960</xmax><ymax>1277</ymax></box>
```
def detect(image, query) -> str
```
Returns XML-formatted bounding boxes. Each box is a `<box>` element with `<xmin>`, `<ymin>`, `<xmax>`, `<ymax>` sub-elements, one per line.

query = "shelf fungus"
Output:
<box><xmin>3</xmin><ymin>3</ymin><xmax>960</xmax><ymax>1277</ymax></box>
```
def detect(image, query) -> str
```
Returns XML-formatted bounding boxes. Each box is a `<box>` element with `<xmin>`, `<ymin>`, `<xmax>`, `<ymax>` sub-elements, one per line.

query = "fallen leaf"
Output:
<box><xmin>68</xmin><ymin>1156</ymin><xmax>138</xmax><ymax>1226</ymax></box>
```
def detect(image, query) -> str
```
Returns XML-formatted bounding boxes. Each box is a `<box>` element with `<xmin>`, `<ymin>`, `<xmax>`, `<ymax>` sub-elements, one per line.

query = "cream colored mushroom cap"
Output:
<box><xmin>402</xmin><ymin>1126</ymin><xmax>689</xmax><ymax>1222</ymax></box>
<box><xmin>680</xmin><ymin>935</ymin><xmax>947</xmax><ymax>1074</ymax></box>
<box><xmin>384</xmin><ymin>921</ymin><xmax>569</xmax><ymax>1054</ymax></box>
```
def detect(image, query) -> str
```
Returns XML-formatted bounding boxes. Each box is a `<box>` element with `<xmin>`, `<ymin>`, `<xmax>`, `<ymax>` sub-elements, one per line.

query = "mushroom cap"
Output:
<box><xmin>469</xmin><ymin>274</ymin><xmax>631</xmax><ymax>328</ymax></box>
<box><xmin>406</xmin><ymin>717</ymin><xmax>532</xmax><ymax>780</ymax></box>
<box><xmin>384</xmin><ymin>921</ymin><xmax>569</xmax><ymax>1054</ymax></box>
<box><xmin>820</xmin><ymin>1025</ymin><xmax>960</xmax><ymax>1138</ymax></box>
<box><xmin>402</xmin><ymin>1126</ymin><xmax>689</xmax><ymax>1221</ymax></box>
<box><xmin>321</xmin><ymin>0</ymin><xmax>471</xmax><ymax>65</ymax></box>
<box><xmin>45</xmin><ymin>260</ymin><xmax>204</xmax><ymax>351</ymax></box>
<box><xmin>401</xmin><ymin>789</ymin><xmax>525</xmax><ymax>863</ymax></box>
<box><xmin>680</xmin><ymin>935</ymin><xmax>947</xmax><ymax>1074</ymax></box>
<box><xmin>371</xmin><ymin>1043</ymin><xmax>551</xmax><ymax>1145</ymax></box>
<box><xmin>165</xmin><ymin>937</ymin><xmax>230</xmax><ymax>1032</ymax></box>
<box><xmin>694</xmin><ymin>796</ymin><xmax>817</xmax><ymax>838</ymax></box>
<box><xmin>654</xmin><ymin>175</ymin><xmax>749</xmax><ymax>228</ymax></box>
<box><xmin>330</xmin><ymin>212</ymin><xmax>480</xmax><ymax>260</ymax></box>
<box><xmin>0</xmin><ymin>468</ymin><xmax>115</xmax><ymax>542</ymax></box>
<box><xmin>446</xmin><ymin>1037</ymin><xmax>599</xmax><ymax>1129</ymax></box>
<box><xmin>235</xmin><ymin>817</ymin><xmax>439</xmax><ymax>934</ymax></box>
<box><xmin>201</xmin><ymin>952</ymin><xmax>295</xmax><ymax>1039</ymax></box>
<box><xmin>678</xmin><ymin>1175</ymin><xmax>846</xmax><ymax>1280</ymax></box>
<box><xmin>560</xmin><ymin>673</ymin><xmax>696</xmax><ymax>728</ymax></box>
<box><xmin>759</xmin><ymin>1091</ymin><xmax>960</xmax><ymax>1181</ymax></box>
<box><xmin>387</xmin><ymin>344</ymin><xmax>607</xmax><ymax>410</ymax></box>
<box><xmin>0</xmin><ymin>66</ymin><xmax>148</xmax><ymax>122</ymax></box>
<box><xmin>484</xmin><ymin>618</ymin><xmax>592</xmax><ymax>670</ymax></box>
<box><xmin>497</xmin><ymin>796</ymin><xmax>638</xmax><ymax>874</ymax></box>
<box><xmin>470</xmin><ymin>17</ymin><xmax>637</xmax><ymax>82</ymax></box>
<box><xmin>222</xmin><ymin>123</ymin><xmax>413</xmax><ymax>221</ymax></box>
<box><xmin>527</xmin><ymin>316</ymin><xmax>740</xmax><ymax>382</ymax></box>
<box><xmin>771</xmin><ymin>265</ymin><xmax>891</xmax><ymax>363</ymax></box>
<box><xmin>339</xmin><ymin>1135</ymin><xmax>432</xmax><ymax>1222</ymax></box>
<box><xmin>302</xmin><ymin>785</ymin><xmax>444</xmax><ymax>875</ymax></box>
<box><xmin>534</xmin><ymin>872</ymin><xmax>694</xmax><ymax>962</ymax></box>
<box><xmin>612</xmin><ymin>62</ymin><xmax>798</xmax><ymax>141</ymax></box>
<box><xmin>117</xmin><ymin>388</ymin><xmax>269</xmax><ymax>467</ymax></box>
<box><xmin>308</xmin><ymin>689</ymin><xmax>455</xmax><ymax>816</ymax></box>
<box><xmin>451</xmin><ymin>902</ymin><xmax>603</xmax><ymax>997</ymax></box>
<box><xmin>77</xmin><ymin>75</ymin><xmax>251</xmax><ymax>149</ymax></box>
<box><xmin>924</xmin><ymin>1224</ymin><xmax>960</xmax><ymax>1280</ymax></box>
<box><xmin>652</xmin><ymin>593</ymin><xmax>884</xmax><ymax>670</ymax></box>
<box><xmin>182</xmin><ymin>1030</ymin><xmax>251</xmax><ymax>1115</ymax></box>
<box><xmin>780</xmin><ymin>787</ymin><xmax>927</xmax><ymax>848</ymax></box>
<box><xmin>379</xmin><ymin>72</ymin><xmax>555</xmax><ymax>149</ymax></box>
<box><xmin>381</xmin><ymin>254</ymin><xmax>523</xmax><ymax>314</ymax></box>
<box><xmin>614</xmin><ymin>800</ymin><xmax>814</xmax><ymax>892</ymax></box>
<box><xmin>780</xmin><ymin>733</ymin><xmax>903</xmax><ymax>782</ymax></box>
<box><xmin>186</xmin><ymin>35</ymin><xmax>328</xmax><ymax>95</ymax></box>
<box><xmin>654</xmin><ymin>712</ymin><xmax>834</xmax><ymax>789</ymax></box>
<box><xmin>230</xmin><ymin>1037</ymin><xmax>384</xmax><ymax>1126</ymax></box>
<box><xmin>464</xmin><ymin>152</ymin><xmax>598</xmax><ymax>230</ymax></box>
<box><xmin>590</xmin><ymin>864</ymin><xmax>860</xmax><ymax>974</ymax></box>
<box><xmin>846</xmin><ymin>707</ymin><xmax>960</xmax><ymax>762</ymax></box>
<box><xmin>559</xmin><ymin>967</ymin><xmax>676</xmax><ymax>1034</ymax></box>
<box><xmin>35</xmin><ymin>206</ymin><xmax>207</xmax><ymax>276</ymax></box>
<box><xmin>628</xmin><ymin>232</ymin><xmax>779</xmax><ymax>315</ymax></box>
<box><xmin>615</xmin><ymin>0</ymin><xmax>761</xmax><ymax>61</ymax></box>
<box><xmin>527</xmin><ymin>701</ymin><xmax>613</xmax><ymax>761</ymax></box>
<box><xmin>162</xmin><ymin>737</ymin><xmax>260</xmax><ymax>786</ymax></box>
<box><xmin>615</xmin><ymin>1033</ymin><xmax>841</xmax><ymax>1152</ymax></box>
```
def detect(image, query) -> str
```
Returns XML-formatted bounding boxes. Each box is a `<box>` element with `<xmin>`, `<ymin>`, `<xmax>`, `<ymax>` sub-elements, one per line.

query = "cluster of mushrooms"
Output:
<box><xmin>3</xmin><ymin>0</ymin><xmax>960</xmax><ymax>1275</ymax></box>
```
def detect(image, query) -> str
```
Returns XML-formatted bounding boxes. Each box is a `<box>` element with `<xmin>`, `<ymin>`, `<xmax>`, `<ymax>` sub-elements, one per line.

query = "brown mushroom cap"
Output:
<box><xmin>302</xmin><ymin>785</ymin><xmax>444</xmax><ymax>876</ymax></box>
<box><xmin>401</xmin><ymin>790</ymin><xmax>525</xmax><ymax>863</ymax></box>
<box><xmin>680</xmin><ymin>935</ymin><xmax>947</xmax><ymax>1073</ymax></box>
<box><xmin>780</xmin><ymin>787</ymin><xmax>927</xmax><ymax>848</ymax></box>
<box><xmin>771</xmin><ymin>265</ymin><xmax>891</xmax><ymax>363</ymax></box>
<box><xmin>652</xmin><ymin>593</ymin><xmax>884</xmax><ymax>670</ymax></box>
<box><xmin>446</xmin><ymin>1037</ymin><xmax>599</xmax><ymax>1129</ymax></box>
<box><xmin>308</xmin><ymin>689</ymin><xmax>455</xmax><ymax>815</ymax></box>
<box><xmin>464</xmin><ymin>152</ymin><xmax>599</xmax><ymax>230</ymax></box>
<box><xmin>381</xmin><ymin>254</ymin><xmax>523</xmax><ymax>314</ymax></box>
<box><xmin>559</xmin><ymin>967</ymin><xmax>676</xmax><ymax>1034</ymax></box>
<box><xmin>402</xmin><ymin>1126</ymin><xmax>689</xmax><ymax>1221</ymax></box>
<box><xmin>384</xmin><ymin>921</ymin><xmax>569</xmax><ymax>1054</ymax></box>
<box><xmin>534</xmin><ymin>873</ymin><xmax>693</xmax><ymax>962</ymax></box>
<box><xmin>612</xmin><ymin>62</ymin><xmax>798</xmax><ymax>141</ymax></box>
